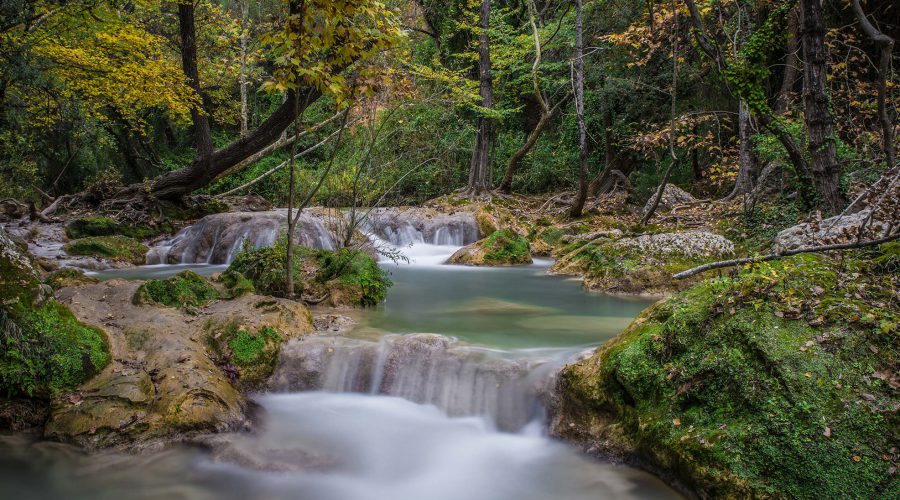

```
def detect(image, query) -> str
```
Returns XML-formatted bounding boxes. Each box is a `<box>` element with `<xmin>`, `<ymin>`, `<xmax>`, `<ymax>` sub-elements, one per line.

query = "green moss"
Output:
<box><xmin>228</xmin><ymin>240</ymin><xmax>392</xmax><ymax>306</ymax></box>
<box><xmin>65</xmin><ymin>216</ymin><xmax>173</xmax><ymax>241</ymax></box>
<box><xmin>482</xmin><ymin>230</ymin><xmax>531</xmax><ymax>265</ymax></box>
<box><xmin>44</xmin><ymin>268</ymin><xmax>99</xmax><ymax>290</ymax></box>
<box><xmin>133</xmin><ymin>271</ymin><xmax>219</xmax><ymax>310</ymax></box>
<box><xmin>204</xmin><ymin>322</ymin><xmax>283</xmax><ymax>391</ymax></box>
<box><xmin>64</xmin><ymin>236</ymin><xmax>148</xmax><ymax>265</ymax></box>
<box><xmin>218</xmin><ymin>269</ymin><xmax>255</xmax><ymax>299</ymax></box>
<box><xmin>561</xmin><ymin>252</ymin><xmax>898</xmax><ymax>498</ymax></box>
<box><xmin>0</xmin><ymin>302</ymin><xmax>109</xmax><ymax>397</ymax></box>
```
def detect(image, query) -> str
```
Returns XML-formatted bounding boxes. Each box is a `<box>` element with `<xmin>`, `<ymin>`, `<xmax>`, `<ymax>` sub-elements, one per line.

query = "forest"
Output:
<box><xmin>0</xmin><ymin>0</ymin><xmax>897</xmax><ymax>499</ymax></box>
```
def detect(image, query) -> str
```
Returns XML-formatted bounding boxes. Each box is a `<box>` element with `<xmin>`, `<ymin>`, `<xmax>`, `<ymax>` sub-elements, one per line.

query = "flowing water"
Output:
<box><xmin>4</xmin><ymin>213</ymin><xmax>681</xmax><ymax>499</ymax></box>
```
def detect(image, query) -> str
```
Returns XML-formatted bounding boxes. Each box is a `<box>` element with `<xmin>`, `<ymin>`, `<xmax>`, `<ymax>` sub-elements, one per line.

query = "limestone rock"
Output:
<box><xmin>616</xmin><ymin>231</ymin><xmax>734</xmax><ymax>259</ymax></box>
<box><xmin>773</xmin><ymin>210</ymin><xmax>890</xmax><ymax>252</ymax></box>
<box><xmin>641</xmin><ymin>184</ymin><xmax>696</xmax><ymax>215</ymax></box>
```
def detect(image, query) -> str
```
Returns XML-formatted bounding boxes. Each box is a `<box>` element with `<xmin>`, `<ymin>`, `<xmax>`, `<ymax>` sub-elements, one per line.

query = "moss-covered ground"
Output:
<box><xmin>560</xmin><ymin>247</ymin><xmax>899</xmax><ymax>498</ymax></box>
<box><xmin>65</xmin><ymin>216</ymin><xmax>173</xmax><ymax>241</ymax></box>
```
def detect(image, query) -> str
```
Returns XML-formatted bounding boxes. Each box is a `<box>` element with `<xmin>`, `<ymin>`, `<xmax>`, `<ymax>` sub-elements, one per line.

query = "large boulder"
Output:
<box><xmin>642</xmin><ymin>184</ymin><xmax>696</xmax><ymax>216</ymax></box>
<box><xmin>44</xmin><ymin>280</ymin><xmax>313</xmax><ymax>450</ymax></box>
<box><xmin>447</xmin><ymin>230</ymin><xmax>533</xmax><ymax>266</ymax></box>
<box><xmin>551</xmin><ymin>254</ymin><xmax>898</xmax><ymax>498</ymax></box>
<box><xmin>616</xmin><ymin>230</ymin><xmax>735</xmax><ymax>259</ymax></box>
<box><xmin>774</xmin><ymin>210</ymin><xmax>890</xmax><ymax>252</ymax></box>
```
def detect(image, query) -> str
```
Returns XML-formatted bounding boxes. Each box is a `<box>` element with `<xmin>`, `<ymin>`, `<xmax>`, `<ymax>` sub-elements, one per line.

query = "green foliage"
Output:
<box><xmin>481</xmin><ymin>230</ymin><xmax>531</xmax><ymax>265</ymax></box>
<box><xmin>133</xmin><ymin>271</ymin><xmax>219</xmax><ymax>310</ymax></box>
<box><xmin>64</xmin><ymin>235</ymin><xmax>148</xmax><ymax>265</ymax></box>
<box><xmin>229</xmin><ymin>240</ymin><xmax>392</xmax><ymax>306</ymax></box>
<box><xmin>562</xmin><ymin>252</ymin><xmax>898</xmax><ymax>498</ymax></box>
<box><xmin>218</xmin><ymin>269</ymin><xmax>255</xmax><ymax>299</ymax></box>
<box><xmin>0</xmin><ymin>302</ymin><xmax>109</xmax><ymax>398</ymax></box>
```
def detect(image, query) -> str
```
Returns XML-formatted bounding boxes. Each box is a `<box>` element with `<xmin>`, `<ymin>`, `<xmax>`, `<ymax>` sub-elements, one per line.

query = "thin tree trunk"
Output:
<box><xmin>775</xmin><ymin>8</ymin><xmax>800</xmax><ymax>114</ymax></box>
<box><xmin>285</xmin><ymin>0</ymin><xmax>307</xmax><ymax>299</ymax></box>
<box><xmin>640</xmin><ymin>0</ymin><xmax>679</xmax><ymax>226</ymax></box>
<box><xmin>851</xmin><ymin>0</ymin><xmax>895</xmax><ymax>171</ymax></box>
<box><xmin>589</xmin><ymin>110</ymin><xmax>615</xmax><ymax>197</ymax></box>
<box><xmin>727</xmin><ymin>99</ymin><xmax>757</xmax><ymax>198</ymax></box>
<box><xmin>239</xmin><ymin>0</ymin><xmax>249</xmax><ymax>138</ymax></box>
<box><xmin>801</xmin><ymin>0</ymin><xmax>845</xmax><ymax>213</ymax></box>
<box><xmin>568</xmin><ymin>0</ymin><xmax>588</xmax><ymax>218</ymax></box>
<box><xmin>467</xmin><ymin>0</ymin><xmax>495</xmax><ymax>194</ymax></box>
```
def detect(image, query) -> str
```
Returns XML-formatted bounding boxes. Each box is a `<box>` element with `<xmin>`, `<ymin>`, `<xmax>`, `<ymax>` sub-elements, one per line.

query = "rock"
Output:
<box><xmin>447</xmin><ymin>230</ymin><xmax>532</xmax><ymax>266</ymax></box>
<box><xmin>641</xmin><ymin>184</ymin><xmax>696</xmax><ymax>215</ymax></box>
<box><xmin>43</xmin><ymin>281</ymin><xmax>313</xmax><ymax>450</ymax></box>
<box><xmin>616</xmin><ymin>230</ymin><xmax>734</xmax><ymax>259</ymax></box>
<box><xmin>773</xmin><ymin>210</ymin><xmax>889</xmax><ymax>252</ymax></box>
<box><xmin>560</xmin><ymin>229</ymin><xmax>624</xmax><ymax>244</ymax></box>
<box><xmin>313</xmin><ymin>314</ymin><xmax>356</xmax><ymax>333</ymax></box>
<box><xmin>44</xmin><ymin>268</ymin><xmax>100</xmax><ymax>290</ymax></box>
<box><xmin>364</xmin><ymin>207</ymin><xmax>480</xmax><ymax>246</ymax></box>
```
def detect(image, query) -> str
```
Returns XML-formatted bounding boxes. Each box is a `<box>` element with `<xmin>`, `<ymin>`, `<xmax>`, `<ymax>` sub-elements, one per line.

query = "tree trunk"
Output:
<box><xmin>775</xmin><ymin>8</ymin><xmax>800</xmax><ymax>115</ymax></box>
<box><xmin>467</xmin><ymin>0</ymin><xmax>495</xmax><ymax>194</ymax></box>
<box><xmin>178</xmin><ymin>2</ymin><xmax>213</xmax><ymax>160</ymax></box>
<box><xmin>801</xmin><ymin>0</ymin><xmax>845</xmax><ymax>213</ymax></box>
<box><xmin>851</xmin><ymin>0</ymin><xmax>895</xmax><ymax>171</ymax></box>
<box><xmin>727</xmin><ymin>99</ymin><xmax>757</xmax><ymax>198</ymax></box>
<box><xmin>568</xmin><ymin>0</ymin><xmax>588</xmax><ymax>218</ymax></box>
<box><xmin>239</xmin><ymin>0</ymin><xmax>249</xmax><ymax>138</ymax></box>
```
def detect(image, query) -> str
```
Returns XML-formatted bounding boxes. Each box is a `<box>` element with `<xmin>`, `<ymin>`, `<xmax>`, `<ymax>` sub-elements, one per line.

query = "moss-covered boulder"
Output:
<box><xmin>0</xmin><ymin>228</ymin><xmax>109</xmax><ymax>399</ymax></box>
<box><xmin>133</xmin><ymin>271</ymin><xmax>219</xmax><ymax>310</ymax></box>
<box><xmin>44</xmin><ymin>268</ymin><xmax>99</xmax><ymax>290</ymax></box>
<box><xmin>216</xmin><ymin>269</ymin><xmax>255</xmax><ymax>299</ymax></box>
<box><xmin>228</xmin><ymin>241</ymin><xmax>392</xmax><ymax>307</ymax></box>
<box><xmin>552</xmin><ymin>252</ymin><xmax>898</xmax><ymax>498</ymax></box>
<box><xmin>447</xmin><ymin>230</ymin><xmax>532</xmax><ymax>266</ymax></box>
<box><xmin>65</xmin><ymin>215</ymin><xmax>172</xmax><ymax>240</ymax></box>
<box><xmin>64</xmin><ymin>235</ymin><xmax>148</xmax><ymax>265</ymax></box>
<box><xmin>551</xmin><ymin>230</ymin><xmax>733</xmax><ymax>295</ymax></box>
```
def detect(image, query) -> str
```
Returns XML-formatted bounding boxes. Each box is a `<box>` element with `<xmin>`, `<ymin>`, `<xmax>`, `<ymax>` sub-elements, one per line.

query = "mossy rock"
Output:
<box><xmin>64</xmin><ymin>235</ymin><xmax>148</xmax><ymax>265</ymax></box>
<box><xmin>204</xmin><ymin>321</ymin><xmax>284</xmax><ymax>391</ymax></box>
<box><xmin>555</xmin><ymin>253</ymin><xmax>899</xmax><ymax>498</ymax></box>
<box><xmin>228</xmin><ymin>241</ymin><xmax>392</xmax><ymax>307</ymax></box>
<box><xmin>1</xmin><ymin>228</ymin><xmax>109</xmax><ymax>398</ymax></box>
<box><xmin>44</xmin><ymin>268</ymin><xmax>99</xmax><ymax>290</ymax></box>
<box><xmin>217</xmin><ymin>269</ymin><xmax>255</xmax><ymax>299</ymax></box>
<box><xmin>133</xmin><ymin>271</ymin><xmax>219</xmax><ymax>310</ymax></box>
<box><xmin>447</xmin><ymin>230</ymin><xmax>532</xmax><ymax>266</ymax></box>
<box><xmin>65</xmin><ymin>216</ymin><xmax>172</xmax><ymax>240</ymax></box>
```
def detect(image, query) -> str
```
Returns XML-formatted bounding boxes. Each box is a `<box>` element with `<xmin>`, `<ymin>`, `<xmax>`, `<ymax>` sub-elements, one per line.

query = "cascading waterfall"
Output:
<box><xmin>270</xmin><ymin>333</ymin><xmax>575</xmax><ymax>431</ymax></box>
<box><xmin>145</xmin><ymin>207</ymin><xmax>481</xmax><ymax>265</ymax></box>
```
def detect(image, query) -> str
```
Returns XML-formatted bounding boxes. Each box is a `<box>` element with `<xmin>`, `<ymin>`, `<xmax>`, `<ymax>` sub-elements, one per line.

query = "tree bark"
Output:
<box><xmin>775</xmin><ymin>8</ymin><xmax>800</xmax><ymax>115</ymax></box>
<box><xmin>238</xmin><ymin>0</ymin><xmax>249</xmax><ymax>138</ymax></box>
<box><xmin>726</xmin><ymin>99</ymin><xmax>757</xmax><ymax>198</ymax></box>
<box><xmin>851</xmin><ymin>0</ymin><xmax>895</xmax><ymax>171</ymax></box>
<box><xmin>800</xmin><ymin>0</ymin><xmax>845</xmax><ymax>213</ymax></box>
<box><xmin>178</xmin><ymin>2</ymin><xmax>213</xmax><ymax>160</ymax></box>
<box><xmin>467</xmin><ymin>0</ymin><xmax>495</xmax><ymax>194</ymax></box>
<box><xmin>568</xmin><ymin>0</ymin><xmax>588</xmax><ymax>218</ymax></box>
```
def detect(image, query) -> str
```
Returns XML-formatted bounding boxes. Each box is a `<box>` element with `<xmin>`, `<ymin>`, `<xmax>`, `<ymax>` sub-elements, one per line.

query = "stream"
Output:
<box><xmin>1</xmin><ymin>217</ymin><xmax>680</xmax><ymax>499</ymax></box>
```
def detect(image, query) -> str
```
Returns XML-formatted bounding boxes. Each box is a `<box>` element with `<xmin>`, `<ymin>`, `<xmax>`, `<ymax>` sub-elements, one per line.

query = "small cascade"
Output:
<box><xmin>145</xmin><ymin>210</ymin><xmax>337</xmax><ymax>265</ymax></box>
<box><xmin>270</xmin><ymin>333</ymin><xmax>570</xmax><ymax>431</ymax></box>
<box><xmin>363</xmin><ymin>208</ymin><xmax>480</xmax><ymax>247</ymax></box>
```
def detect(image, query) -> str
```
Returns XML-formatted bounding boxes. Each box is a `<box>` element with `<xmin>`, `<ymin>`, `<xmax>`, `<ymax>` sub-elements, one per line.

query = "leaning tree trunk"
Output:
<box><xmin>568</xmin><ymin>0</ymin><xmax>588</xmax><ymax>218</ymax></box>
<box><xmin>467</xmin><ymin>0</ymin><xmax>495</xmax><ymax>195</ymax></box>
<box><xmin>801</xmin><ymin>0</ymin><xmax>845</xmax><ymax>213</ymax></box>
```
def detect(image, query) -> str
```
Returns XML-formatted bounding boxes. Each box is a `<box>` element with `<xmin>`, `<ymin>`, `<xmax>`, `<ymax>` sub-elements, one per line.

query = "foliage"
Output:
<box><xmin>64</xmin><ymin>236</ymin><xmax>148</xmax><ymax>265</ymax></box>
<box><xmin>133</xmin><ymin>271</ymin><xmax>219</xmax><ymax>310</ymax></box>
<box><xmin>218</xmin><ymin>269</ymin><xmax>255</xmax><ymax>299</ymax></box>
<box><xmin>561</xmin><ymin>251</ymin><xmax>898</xmax><ymax>498</ymax></box>
<box><xmin>316</xmin><ymin>247</ymin><xmax>393</xmax><ymax>306</ymax></box>
<box><xmin>481</xmin><ymin>229</ymin><xmax>531</xmax><ymax>265</ymax></box>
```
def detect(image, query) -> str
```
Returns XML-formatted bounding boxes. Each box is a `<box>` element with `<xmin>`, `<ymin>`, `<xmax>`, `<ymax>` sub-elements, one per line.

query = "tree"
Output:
<box><xmin>568</xmin><ymin>0</ymin><xmax>588</xmax><ymax>218</ymax></box>
<box><xmin>138</xmin><ymin>0</ymin><xmax>398</xmax><ymax>201</ymax></box>
<box><xmin>466</xmin><ymin>0</ymin><xmax>495</xmax><ymax>196</ymax></box>
<box><xmin>800</xmin><ymin>0</ymin><xmax>845</xmax><ymax>213</ymax></box>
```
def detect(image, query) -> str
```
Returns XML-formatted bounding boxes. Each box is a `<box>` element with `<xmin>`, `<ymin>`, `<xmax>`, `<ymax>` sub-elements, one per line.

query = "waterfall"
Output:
<box><xmin>269</xmin><ymin>334</ymin><xmax>569</xmax><ymax>431</ymax></box>
<box><xmin>146</xmin><ymin>208</ymin><xmax>481</xmax><ymax>265</ymax></box>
